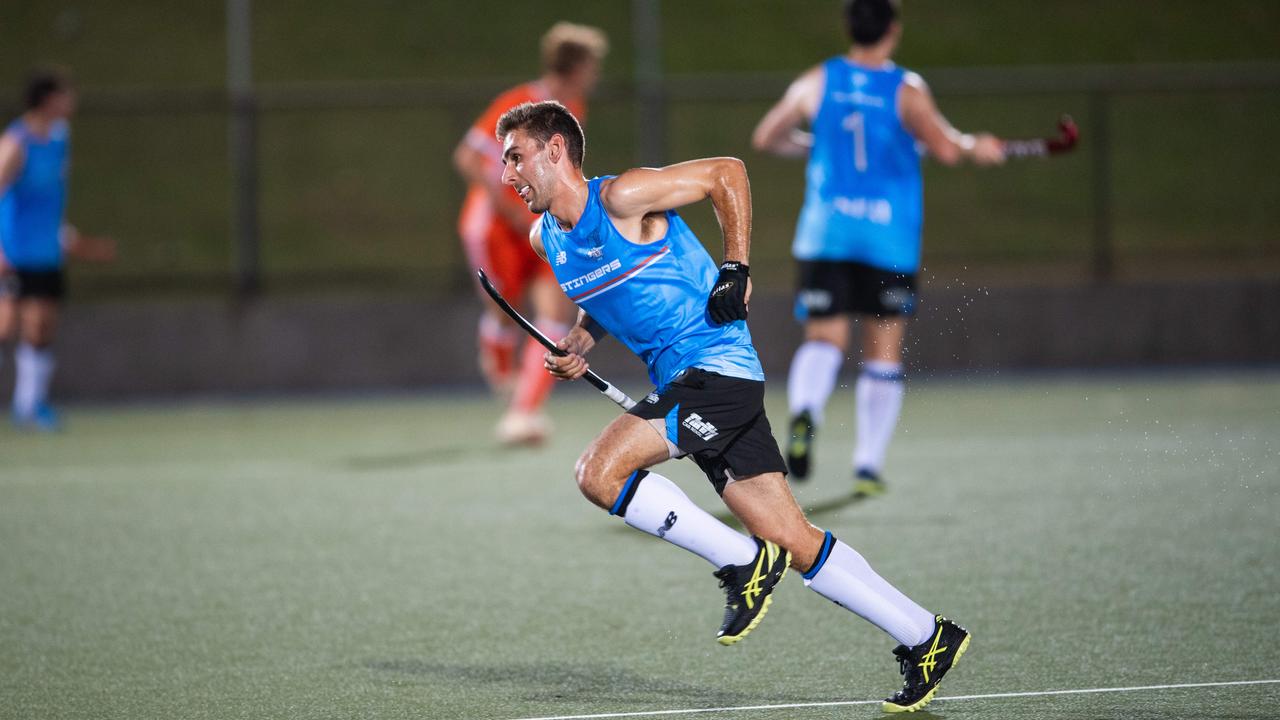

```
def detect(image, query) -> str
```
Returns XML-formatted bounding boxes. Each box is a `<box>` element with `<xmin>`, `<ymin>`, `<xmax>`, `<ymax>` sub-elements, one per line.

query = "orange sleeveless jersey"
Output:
<box><xmin>458</xmin><ymin>82</ymin><xmax>586</xmax><ymax>296</ymax></box>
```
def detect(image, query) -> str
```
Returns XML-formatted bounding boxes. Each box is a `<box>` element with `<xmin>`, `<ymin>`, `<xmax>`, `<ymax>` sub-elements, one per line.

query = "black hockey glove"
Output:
<box><xmin>707</xmin><ymin>261</ymin><xmax>750</xmax><ymax>325</ymax></box>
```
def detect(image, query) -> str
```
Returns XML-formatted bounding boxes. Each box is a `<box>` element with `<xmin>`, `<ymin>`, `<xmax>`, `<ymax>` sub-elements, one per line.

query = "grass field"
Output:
<box><xmin>2</xmin><ymin>372</ymin><xmax>1278</xmax><ymax>719</ymax></box>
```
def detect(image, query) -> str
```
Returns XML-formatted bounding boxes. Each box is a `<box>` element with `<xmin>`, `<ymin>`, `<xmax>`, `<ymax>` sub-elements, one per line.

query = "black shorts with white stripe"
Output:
<box><xmin>628</xmin><ymin>368</ymin><xmax>788</xmax><ymax>494</ymax></box>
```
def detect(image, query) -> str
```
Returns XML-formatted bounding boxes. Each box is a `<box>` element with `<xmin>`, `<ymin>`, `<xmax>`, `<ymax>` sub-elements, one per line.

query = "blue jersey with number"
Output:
<box><xmin>793</xmin><ymin>58</ymin><xmax>923</xmax><ymax>272</ymax></box>
<box><xmin>540</xmin><ymin>176</ymin><xmax>764</xmax><ymax>386</ymax></box>
<box><xmin>0</xmin><ymin>118</ymin><xmax>70</xmax><ymax>270</ymax></box>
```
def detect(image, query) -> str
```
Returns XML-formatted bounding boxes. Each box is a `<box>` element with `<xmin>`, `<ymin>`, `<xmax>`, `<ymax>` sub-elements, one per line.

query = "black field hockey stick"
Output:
<box><xmin>1003</xmin><ymin>115</ymin><xmax>1080</xmax><ymax>159</ymax></box>
<box><xmin>476</xmin><ymin>269</ymin><xmax>637</xmax><ymax>410</ymax></box>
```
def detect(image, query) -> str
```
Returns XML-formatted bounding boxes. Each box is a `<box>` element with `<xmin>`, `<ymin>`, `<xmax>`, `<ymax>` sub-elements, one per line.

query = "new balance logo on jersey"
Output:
<box><xmin>554</xmin><ymin>250</ymin><xmax>567</xmax><ymax>266</ymax></box>
<box><xmin>559</xmin><ymin>258</ymin><xmax>622</xmax><ymax>293</ymax></box>
<box><xmin>682</xmin><ymin>412</ymin><xmax>719</xmax><ymax>441</ymax></box>
<box><xmin>657</xmin><ymin>511</ymin><xmax>678</xmax><ymax>538</ymax></box>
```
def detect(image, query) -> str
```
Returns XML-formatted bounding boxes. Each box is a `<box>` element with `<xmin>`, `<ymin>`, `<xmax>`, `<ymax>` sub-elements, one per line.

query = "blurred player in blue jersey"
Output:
<box><xmin>753</xmin><ymin>0</ymin><xmax>1007</xmax><ymax>496</ymax></box>
<box><xmin>0</xmin><ymin>68</ymin><xmax>114</xmax><ymax>430</ymax></box>
<box><xmin>496</xmin><ymin>100</ymin><xmax>970</xmax><ymax>713</ymax></box>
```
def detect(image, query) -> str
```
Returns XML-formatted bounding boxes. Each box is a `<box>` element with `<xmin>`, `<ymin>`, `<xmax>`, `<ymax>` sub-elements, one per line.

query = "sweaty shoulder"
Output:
<box><xmin>528</xmin><ymin>216</ymin><xmax>546</xmax><ymax>260</ymax></box>
<box><xmin>596</xmin><ymin>174</ymin><xmax>628</xmax><ymax>213</ymax></box>
<box><xmin>896</xmin><ymin>71</ymin><xmax>930</xmax><ymax>121</ymax></box>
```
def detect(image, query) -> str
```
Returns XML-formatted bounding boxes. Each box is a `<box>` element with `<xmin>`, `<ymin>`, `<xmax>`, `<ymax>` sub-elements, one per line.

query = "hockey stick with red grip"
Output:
<box><xmin>477</xmin><ymin>269</ymin><xmax>636</xmax><ymax>410</ymax></box>
<box><xmin>1003</xmin><ymin>115</ymin><xmax>1079</xmax><ymax>159</ymax></box>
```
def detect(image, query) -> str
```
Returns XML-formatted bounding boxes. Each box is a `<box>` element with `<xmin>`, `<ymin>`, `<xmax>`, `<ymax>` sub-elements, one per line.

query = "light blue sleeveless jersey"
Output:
<box><xmin>793</xmin><ymin>58</ymin><xmax>923</xmax><ymax>272</ymax></box>
<box><xmin>540</xmin><ymin>177</ymin><xmax>764</xmax><ymax>386</ymax></box>
<box><xmin>0</xmin><ymin>118</ymin><xmax>70</xmax><ymax>270</ymax></box>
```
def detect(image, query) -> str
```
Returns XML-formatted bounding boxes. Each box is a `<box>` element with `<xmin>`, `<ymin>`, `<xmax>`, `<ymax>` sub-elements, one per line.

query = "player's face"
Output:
<box><xmin>501</xmin><ymin>130</ymin><xmax>553</xmax><ymax>213</ymax></box>
<box><xmin>44</xmin><ymin>89</ymin><xmax>77</xmax><ymax>119</ymax></box>
<box><xmin>565</xmin><ymin>58</ymin><xmax>601</xmax><ymax>97</ymax></box>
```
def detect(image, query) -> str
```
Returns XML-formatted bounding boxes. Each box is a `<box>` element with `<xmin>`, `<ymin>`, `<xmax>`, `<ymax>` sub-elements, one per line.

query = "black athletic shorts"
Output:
<box><xmin>0</xmin><ymin>268</ymin><xmax>65</xmax><ymax>301</ymax></box>
<box><xmin>794</xmin><ymin>259</ymin><xmax>916</xmax><ymax>319</ymax></box>
<box><xmin>628</xmin><ymin>368</ymin><xmax>788</xmax><ymax>494</ymax></box>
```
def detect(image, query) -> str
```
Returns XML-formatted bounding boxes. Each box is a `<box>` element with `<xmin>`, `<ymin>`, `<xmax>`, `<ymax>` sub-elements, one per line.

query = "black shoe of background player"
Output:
<box><xmin>713</xmin><ymin>537</ymin><xmax>790</xmax><ymax>646</ymax></box>
<box><xmin>786</xmin><ymin>411</ymin><xmax>815</xmax><ymax>480</ymax></box>
<box><xmin>853</xmin><ymin>467</ymin><xmax>887</xmax><ymax>497</ymax></box>
<box><xmin>882</xmin><ymin>615</ymin><xmax>972</xmax><ymax>713</ymax></box>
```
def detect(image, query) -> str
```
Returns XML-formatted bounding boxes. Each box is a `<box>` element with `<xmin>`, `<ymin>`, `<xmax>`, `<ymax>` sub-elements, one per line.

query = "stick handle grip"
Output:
<box><xmin>477</xmin><ymin>269</ymin><xmax>637</xmax><ymax>410</ymax></box>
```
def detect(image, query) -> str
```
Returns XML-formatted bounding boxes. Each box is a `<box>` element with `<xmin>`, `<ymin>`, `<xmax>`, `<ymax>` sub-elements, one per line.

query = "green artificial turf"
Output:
<box><xmin>2</xmin><ymin>372</ymin><xmax>1277</xmax><ymax>718</ymax></box>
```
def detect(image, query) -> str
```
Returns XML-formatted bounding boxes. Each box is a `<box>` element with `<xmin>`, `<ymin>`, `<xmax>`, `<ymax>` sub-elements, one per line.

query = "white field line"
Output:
<box><xmin>504</xmin><ymin>678</ymin><xmax>1280</xmax><ymax>720</ymax></box>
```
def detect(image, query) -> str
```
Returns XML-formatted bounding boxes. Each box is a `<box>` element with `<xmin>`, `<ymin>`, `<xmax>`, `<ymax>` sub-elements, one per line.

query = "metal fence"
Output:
<box><xmin>10</xmin><ymin>62</ymin><xmax>1279</xmax><ymax>298</ymax></box>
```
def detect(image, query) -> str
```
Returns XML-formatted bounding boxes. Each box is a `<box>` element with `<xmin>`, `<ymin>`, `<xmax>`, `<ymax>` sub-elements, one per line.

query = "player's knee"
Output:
<box><xmin>23</xmin><ymin>323</ymin><xmax>53</xmax><ymax>348</ymax></box>
<box><xmin>804</xmin><ymin>319</ymin><xmax>848</xmax><ymax>350</ymax></box>
<box><xmin>573</xmin><ymin>451</ymin><xmax>615</xmax><ymax>508</ymax></box>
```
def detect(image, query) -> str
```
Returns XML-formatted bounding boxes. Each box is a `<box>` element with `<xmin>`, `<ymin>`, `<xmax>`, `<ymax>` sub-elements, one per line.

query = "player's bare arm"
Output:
<box><xmin>600</xmin><ymin>157</ymin><xmax>750</xmax><ymax>260</ymax></box>
<box><xmin>0</xmin><ymin>131</ymin><xmax>23</xmax><ymax>192</ymax></box>
<box><xmin>453</xmin><ymin>136</ymin><xmax>535</xmax><ymax>229</ymax></box>
<box><xmin>899</xmin><ymin>75</ymin><xmax>1005</xmax><ymax>166</ymax></box>
<box><xmin>60</xmin><ymin>223</ymin><xmax>117</xmax><ymax>263</ymax></box>
<box><xmin>0</xmin><ymin>132</ymin><xmax>25</xmax><ymax>269</ymax></box>
<box><xmin>601</xmin><ymin>157</ymin><xmax>754</xmax><ymax>323</ymax></box>
<box><xmin>752</xmin><ymin>65</ymin><xmax>824</xmax><ymax>158</ymax></box>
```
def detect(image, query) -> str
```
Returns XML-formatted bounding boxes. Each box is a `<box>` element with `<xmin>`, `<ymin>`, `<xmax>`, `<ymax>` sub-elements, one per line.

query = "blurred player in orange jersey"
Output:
<box><xmin>453</xmin><ymin>22</ymin><xmax>608</xmax><ymax>445</ymax></box>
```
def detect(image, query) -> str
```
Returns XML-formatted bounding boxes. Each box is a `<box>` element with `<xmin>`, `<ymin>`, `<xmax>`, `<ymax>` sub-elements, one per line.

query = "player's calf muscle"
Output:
<box><xmin>723</xmin><ymin>474</ymin><xmax>826</xmax><ymax>569</ymax></box>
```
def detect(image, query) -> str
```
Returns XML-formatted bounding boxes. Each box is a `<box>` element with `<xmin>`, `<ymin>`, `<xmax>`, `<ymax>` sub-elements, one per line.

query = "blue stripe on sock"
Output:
<box><xmin>803</xmin><ymin>531</ymin><xmax>836</xmax><ymax>580</ymax></box>
<box><xmin>861</xmin><ymin>367</ymin><xmax>905</xmax><ymax>382</ymax></box>
<box><xmin>609</xmin><ymin>470</ymin><xmax>642</xmax><ymax>516</ymax></box>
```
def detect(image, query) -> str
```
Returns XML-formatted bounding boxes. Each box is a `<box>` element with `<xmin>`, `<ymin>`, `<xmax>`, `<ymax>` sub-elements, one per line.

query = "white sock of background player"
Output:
<box><xmin>787</xmin><ymin>340</ymin><xmax>843</xmax><ymax>423</ymax></box>
<box><xmin>13</xmin><ymin>343</ymin><xmax>55</xmax><ymax>417</ymax></box>
<box><xmin>854</xmin><ymin>360</ymin><xmax>905</xmax><ymax>475</ymax></box>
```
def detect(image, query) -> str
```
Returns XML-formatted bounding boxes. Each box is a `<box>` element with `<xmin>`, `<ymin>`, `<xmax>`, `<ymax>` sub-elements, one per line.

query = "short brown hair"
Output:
<box><xmin>844</xmin><ymin>0</ymin><xmax>899</xmax><ymax>46</ymax></box>
<box><xmin>541</xmin><ymin>22</ymin><xmax>608</xmax><ymax>77</ymax></box>
<box><xmin>496</xmin><ymin>101</ymin><xmax>586</xmax><ymax>168</ymax></box>
<box><xmin>24</xmin><ymin>66</ymin><xmax>72</xmax><ymax>110</ymax></box>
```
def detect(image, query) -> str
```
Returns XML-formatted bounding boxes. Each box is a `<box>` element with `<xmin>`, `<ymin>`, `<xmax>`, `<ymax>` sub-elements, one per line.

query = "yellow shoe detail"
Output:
<box><xmin>880</xmin><ymin>630</ymin><xmax>971</xmax><ymax>713</ymax></box>
<box><xmin>716</xmin><ymin>548</ymin><xmax>791</xmax><ymax>646</ymax></box>
<box><xmin>917</xmin><ymin>626</ymin><xmax>949</xmax><ymax>683</ymax></box>
<box><xmin>853</xmin><ymin>478</ymin><xmax>886</xmax><ymax>497</ymax></box>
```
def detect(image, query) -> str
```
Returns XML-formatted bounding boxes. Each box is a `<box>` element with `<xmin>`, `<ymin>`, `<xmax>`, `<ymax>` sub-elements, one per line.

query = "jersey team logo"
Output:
<box><xmin>559</xmin><ymin>258</ymin><xmax>622</xmax><ymax>294</ymax></box>
<box><xmin>682</xmin><ymin>412</ymin><xmax>719</xmax><ymax>441</ymax></box>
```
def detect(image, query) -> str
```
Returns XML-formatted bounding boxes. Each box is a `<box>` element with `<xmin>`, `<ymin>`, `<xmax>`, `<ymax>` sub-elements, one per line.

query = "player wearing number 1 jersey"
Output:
<box><xmin>497</xmin><ymin>100</ymin><xmax>970</xmax><ymax>713</ymax></box>
<box><xmin>753</xmin><ymin>0</ymin><xmax>1006</xmax><ymax>495</ymax></box>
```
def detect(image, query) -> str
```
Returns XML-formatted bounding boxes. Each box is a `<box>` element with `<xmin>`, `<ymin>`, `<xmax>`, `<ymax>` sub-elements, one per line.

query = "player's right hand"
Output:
<box><xmin>545</xmin><ymin>326</ymin><xmax>594</xmax><ymax>381</ymax></box>
<box><xmin>973</xmin><ymin>133</ymin><xmax>1006</xmax><ymax>165</ymax></box>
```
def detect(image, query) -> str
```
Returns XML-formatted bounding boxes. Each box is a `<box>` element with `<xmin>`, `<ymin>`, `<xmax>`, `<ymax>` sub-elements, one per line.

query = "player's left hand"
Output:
<box><xmin>545</xmin><ymin>326</ymin><xmax>593</xmax><ymax>381</ymax></box>
<box><xmin>707</xmin><ymin>261</ymin><xmax>750</xmax><ymax>324</ymax></box>
<box><xmin>65</xmin><ymin>233</ymin><xmax>117</xmax><ymax>263</ymax></box>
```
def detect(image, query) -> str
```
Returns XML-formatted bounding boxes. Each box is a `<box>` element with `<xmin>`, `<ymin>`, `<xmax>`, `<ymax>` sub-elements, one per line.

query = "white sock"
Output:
<box><xmin>853</xmin><ymin>360</ymin><xmax>904</xmax><ymax>474</ymax></box>
<box><xmin>14</xmin><ymin>343</ymin><xmax>55</xmax><ymax>417</ymax></box>
<box><xmin>803</xmin><ymin>532</ymin><xmax>935</xmax><ymax>647</ymax></box>
<box><xmin>787</xmin><ymin>340</ymin><xmax>843</xmax><ymax>425</ymax></box>
<box><xmin>614</xmin><ymin>470</ymin><xmax>758</xmax><ymax>569</ymax></box>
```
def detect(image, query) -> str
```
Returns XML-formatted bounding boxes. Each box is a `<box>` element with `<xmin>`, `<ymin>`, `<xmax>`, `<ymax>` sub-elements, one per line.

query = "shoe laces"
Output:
<box><xmin>714</xmin><ymin>566</ymin><xmax>737</xmax><ymax>594</ymax></box>
<box><xmin>892</xmin><ymin>645</ymin><xmax>919</xmax><ymax>687</ymax></box>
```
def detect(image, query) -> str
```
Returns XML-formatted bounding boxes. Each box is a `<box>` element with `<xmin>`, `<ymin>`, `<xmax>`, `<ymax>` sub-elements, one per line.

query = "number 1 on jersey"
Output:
<box><xmin>843</xmin><ymin>112</ymin><xmax>867</xmax><ymax>172</ymax></box>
